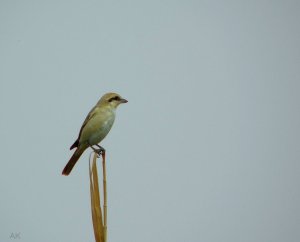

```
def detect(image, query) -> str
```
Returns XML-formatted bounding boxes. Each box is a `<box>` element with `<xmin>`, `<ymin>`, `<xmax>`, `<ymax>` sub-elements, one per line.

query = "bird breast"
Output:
<box><xmin>80</xmin><ymin>108</ymin><xmax>116</xmax><ymax>146</ymax></box>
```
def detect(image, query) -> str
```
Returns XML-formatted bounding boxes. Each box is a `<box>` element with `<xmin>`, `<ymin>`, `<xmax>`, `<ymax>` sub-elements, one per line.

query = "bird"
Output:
<box><xmin>62</xmin><ymin>92</ymin><xmax>128</xmax><ymax>176</ymax></box>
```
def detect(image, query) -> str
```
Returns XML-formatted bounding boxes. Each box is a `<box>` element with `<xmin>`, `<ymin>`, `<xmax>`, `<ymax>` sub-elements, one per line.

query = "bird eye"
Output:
<box><xmin>108</xmin><ymin>96</ymin><xmax>120</xmax><ymax>102</ymax></box>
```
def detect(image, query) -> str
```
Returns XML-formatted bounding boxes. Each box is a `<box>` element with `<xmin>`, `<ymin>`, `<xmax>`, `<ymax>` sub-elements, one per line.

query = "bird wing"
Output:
<box><xmin>70</xmin><ymin>105</ymin><xmax>98</xmax><ymax>150</ymax></box>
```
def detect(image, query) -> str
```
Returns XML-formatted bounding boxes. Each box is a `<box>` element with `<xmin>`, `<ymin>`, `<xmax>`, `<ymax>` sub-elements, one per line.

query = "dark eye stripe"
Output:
<box><xmin>108</xmin><ymin>96</ymin><xmax>120</xmax><ymax>102</ymax></box>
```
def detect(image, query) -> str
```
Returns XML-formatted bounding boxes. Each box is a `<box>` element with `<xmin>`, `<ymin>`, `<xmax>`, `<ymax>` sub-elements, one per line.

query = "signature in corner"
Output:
<box><xmin>10</xmin><ymin>232</ymin><xmax>21</xmax><ymax>239</ymax></box>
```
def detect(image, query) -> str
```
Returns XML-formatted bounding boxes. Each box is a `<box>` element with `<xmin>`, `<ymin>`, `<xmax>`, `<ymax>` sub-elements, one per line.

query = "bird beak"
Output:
<box><xmin>120</xmin><ymin>98</ymin><xmax>128</xmax><ymax>103</ymax></box>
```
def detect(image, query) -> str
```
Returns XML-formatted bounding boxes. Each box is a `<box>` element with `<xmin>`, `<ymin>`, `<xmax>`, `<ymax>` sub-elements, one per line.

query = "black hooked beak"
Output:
<box><xmin>120</xmin><ymin>98</ymin><xmax>128</xmax><ymax>103</ymax></box>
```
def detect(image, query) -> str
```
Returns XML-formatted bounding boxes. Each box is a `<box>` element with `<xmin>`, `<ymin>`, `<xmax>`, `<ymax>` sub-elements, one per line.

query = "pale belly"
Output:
<box><xmin>79</xmin><ymin>110</ymin><xmax>115</xmax><ymax>146</ymax></box>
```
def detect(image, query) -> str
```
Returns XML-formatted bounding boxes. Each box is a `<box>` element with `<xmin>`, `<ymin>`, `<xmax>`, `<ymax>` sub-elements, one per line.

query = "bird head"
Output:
<box><xmin>98</xmin><ymin>92</ymin><xmax>128</xmax><ymax>109</ymax></box>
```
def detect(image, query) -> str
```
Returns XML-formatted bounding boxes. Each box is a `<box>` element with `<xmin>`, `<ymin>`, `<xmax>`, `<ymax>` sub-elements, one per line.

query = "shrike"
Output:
<box><xmin>62</xmin><ymin>92</ymin><xmax>127</xmax><ymax>176</ymax></box>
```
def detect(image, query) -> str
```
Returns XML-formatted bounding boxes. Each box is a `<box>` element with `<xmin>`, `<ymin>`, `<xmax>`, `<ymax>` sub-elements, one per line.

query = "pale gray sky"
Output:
<box><xmin>0</xmin><ymin>1</ymin><xmax>299</xmax><ymax>242</ymax></box>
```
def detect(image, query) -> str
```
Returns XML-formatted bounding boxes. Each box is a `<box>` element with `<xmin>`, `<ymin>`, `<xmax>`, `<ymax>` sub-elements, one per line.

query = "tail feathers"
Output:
<box><xmin>62</xmin><ymin>147</ymin><xmax>85</xmax><ymax>176</ymax></box>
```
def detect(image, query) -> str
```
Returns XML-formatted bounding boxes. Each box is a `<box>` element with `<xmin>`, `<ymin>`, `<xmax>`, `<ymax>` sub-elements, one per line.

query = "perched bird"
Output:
<box><xmin>62</xmin><ymin>92</ymin><xmax>128</xmax><ymax>176</ymax></box>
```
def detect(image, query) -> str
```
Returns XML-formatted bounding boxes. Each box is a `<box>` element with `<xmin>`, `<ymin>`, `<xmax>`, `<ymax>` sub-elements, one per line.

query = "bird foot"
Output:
<box><xmin>91</xmin><ymin>145</ymin><xmax>105</xmax><ymax>158</ymax></box>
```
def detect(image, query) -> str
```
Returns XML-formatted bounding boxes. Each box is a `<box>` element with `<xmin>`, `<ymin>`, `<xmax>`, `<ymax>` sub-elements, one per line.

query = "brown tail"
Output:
<box><xmin>62</xmin><ymin>147</ymin><xmax>86</xmax><ymax>176</ymax></box>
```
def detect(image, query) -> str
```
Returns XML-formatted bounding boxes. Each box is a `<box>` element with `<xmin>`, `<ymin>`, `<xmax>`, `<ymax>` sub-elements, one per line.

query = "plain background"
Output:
<box><xmin>0</xmin><ymin>1</ymin><xmax>299</xmax><ymax>242</ymax></box>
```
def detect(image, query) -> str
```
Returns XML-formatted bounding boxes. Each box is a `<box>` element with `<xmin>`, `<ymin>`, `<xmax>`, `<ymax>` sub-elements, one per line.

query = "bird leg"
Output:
<box><xmin>95</xmin><ymin>144</ymin><xmax>105</xmax><ymax>150</ymax></box>
<box><xmin>90</xmin><ymin>144</ymin><xmax>106</xmax><ymax>157</ymax></box>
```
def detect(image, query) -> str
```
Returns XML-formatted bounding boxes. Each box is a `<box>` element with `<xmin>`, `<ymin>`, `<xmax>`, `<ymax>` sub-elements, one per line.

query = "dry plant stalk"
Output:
<box><xmin>89</xmin><ymin>152</ymin><xmax>107</xmax><ymax>242</ymax></box>
<box><xmin>102</xmin><ymin>152</ymin><xmax>107</xmax><ymax>241</ymax></box>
